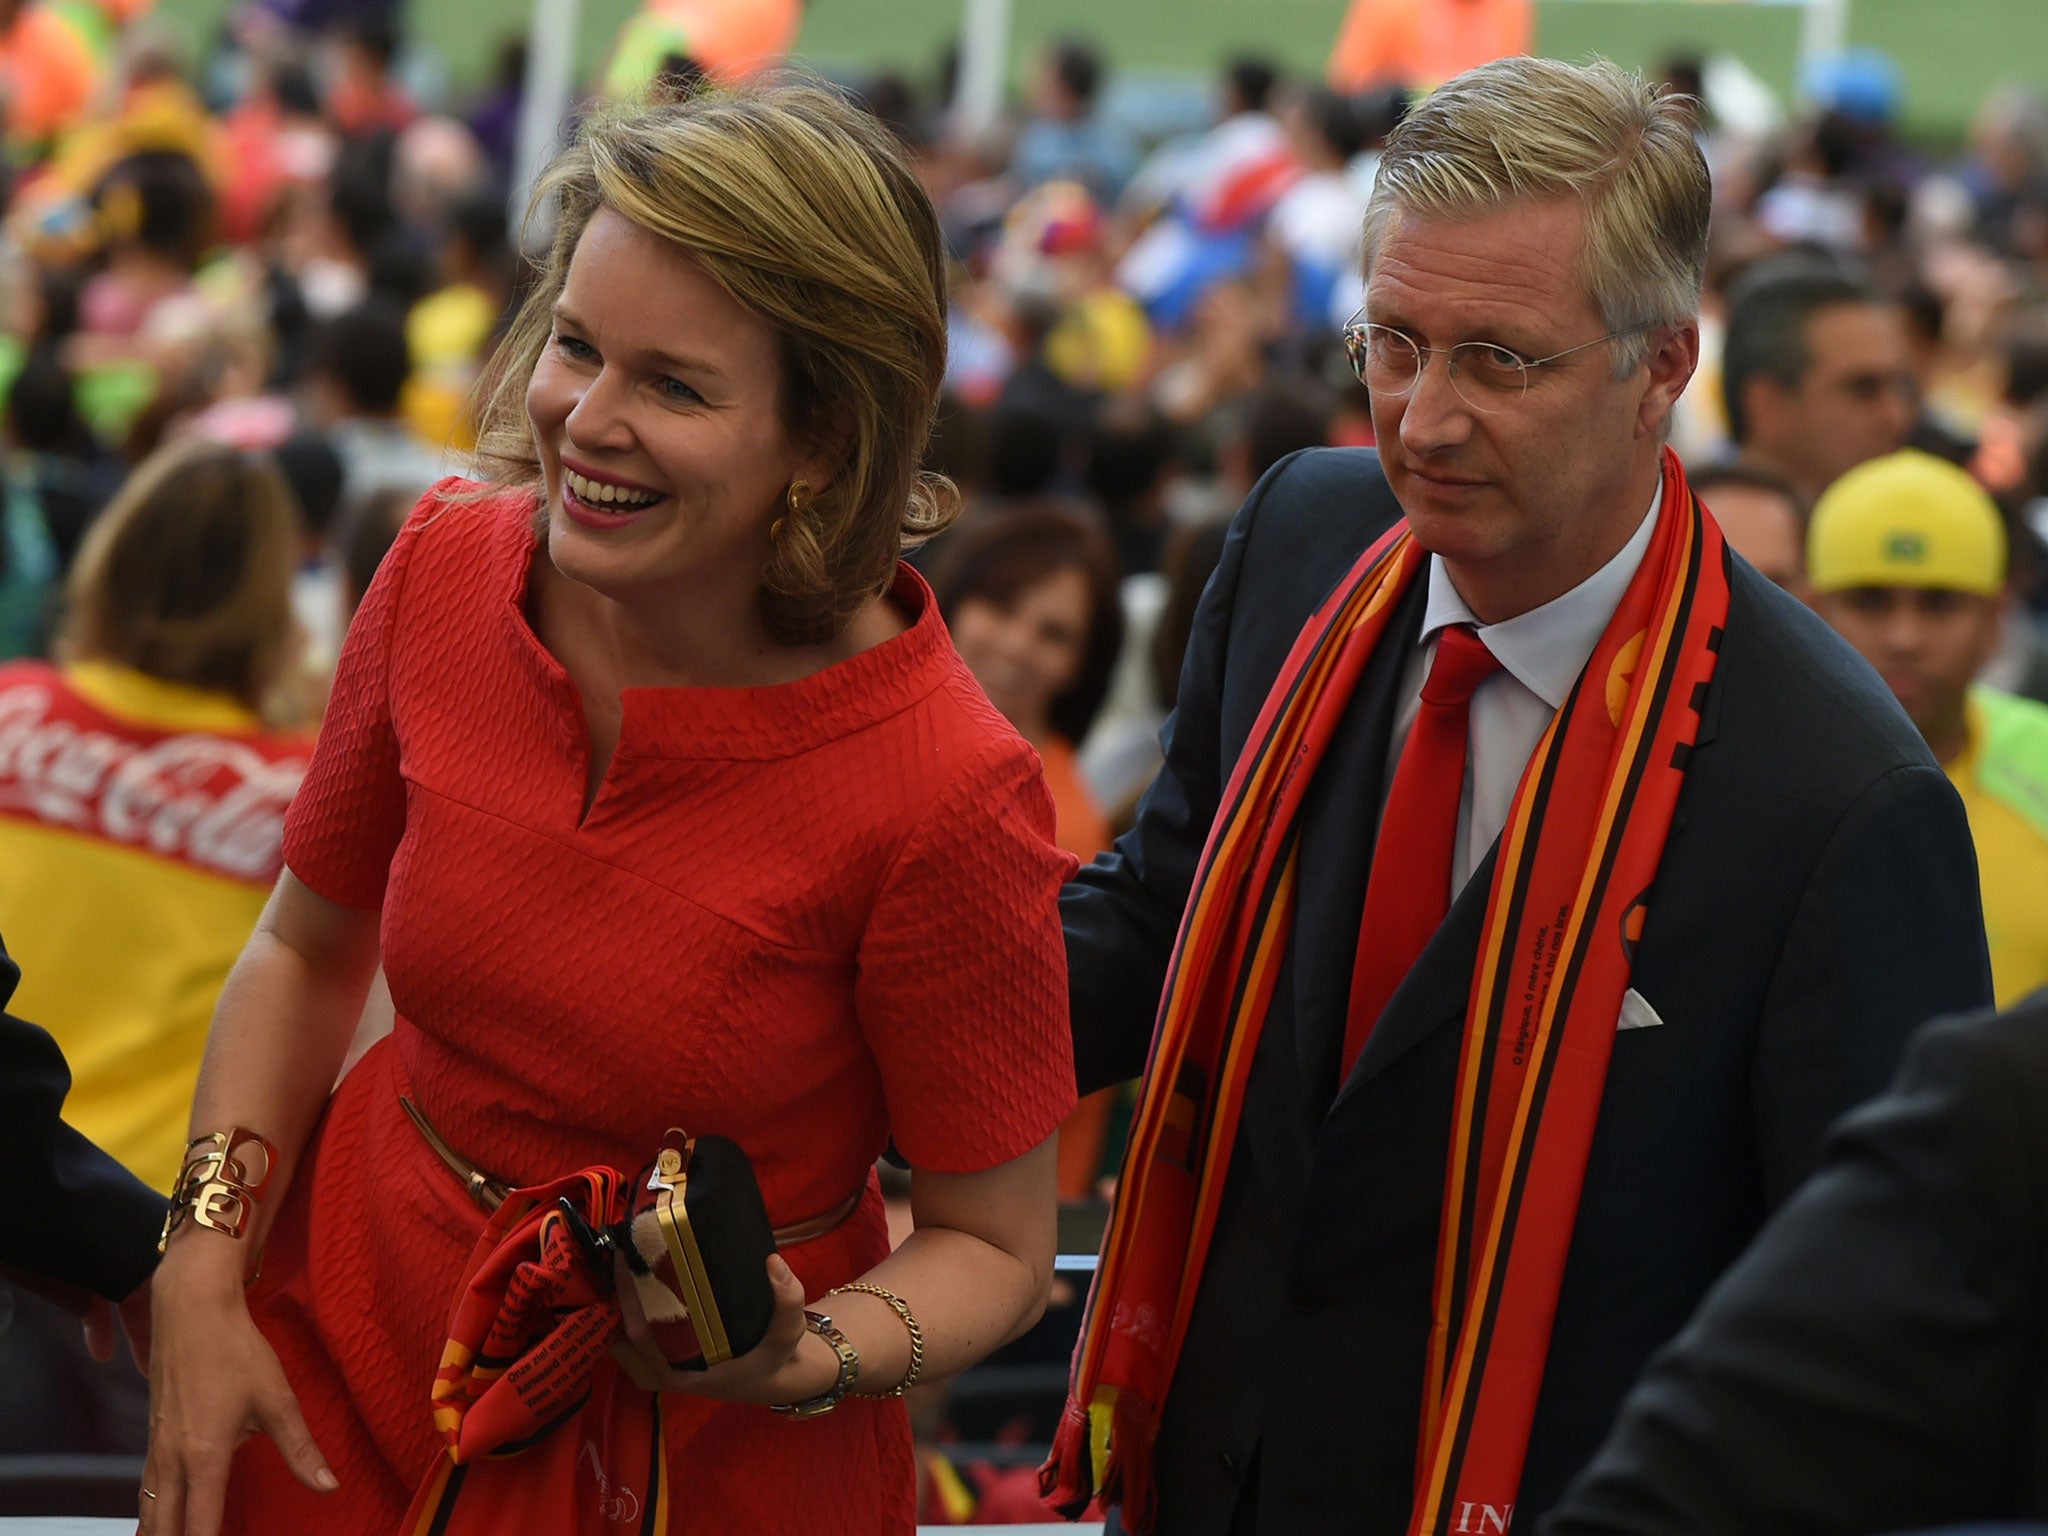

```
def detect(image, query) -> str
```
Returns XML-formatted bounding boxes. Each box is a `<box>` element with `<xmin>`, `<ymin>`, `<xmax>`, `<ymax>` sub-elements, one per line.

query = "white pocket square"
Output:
<box><xmin>1618</xmin><ymin>987</ymin><xmax>1665</xmax><ymax>1032</ymax></box>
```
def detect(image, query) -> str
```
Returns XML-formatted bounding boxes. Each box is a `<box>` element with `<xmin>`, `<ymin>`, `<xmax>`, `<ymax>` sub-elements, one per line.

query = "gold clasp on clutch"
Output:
<box><xmin>648</xmin><ymin>1127</ymin><xmax>692</xmax><ymax>1190</ymax></box>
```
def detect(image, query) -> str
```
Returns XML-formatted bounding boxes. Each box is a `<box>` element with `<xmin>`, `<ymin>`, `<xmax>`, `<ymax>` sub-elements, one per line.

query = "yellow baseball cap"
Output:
<box><xmin>1807</xmin><ymin>450</ymin><xmax>2007</xmax><ymax>596</ymax></box>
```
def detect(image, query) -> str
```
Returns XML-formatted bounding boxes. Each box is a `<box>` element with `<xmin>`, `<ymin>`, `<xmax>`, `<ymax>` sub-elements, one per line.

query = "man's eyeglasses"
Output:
<box><xmin>1340</xmin><ymin>312</ymin><xmax>1656</xmax><ymax>415</ymax></box>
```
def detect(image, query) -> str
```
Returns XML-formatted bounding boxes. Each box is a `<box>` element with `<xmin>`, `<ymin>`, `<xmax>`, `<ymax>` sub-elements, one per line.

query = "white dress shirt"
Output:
<box><xmin>1383</xmin><ymin>484</ymin><xmax>1663</xmax><ymax>891</ymax></box>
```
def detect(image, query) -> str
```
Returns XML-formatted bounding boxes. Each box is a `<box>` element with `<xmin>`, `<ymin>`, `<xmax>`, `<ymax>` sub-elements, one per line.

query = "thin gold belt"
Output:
<box><xmin>398</xmin><ymin>1095</ymin><xmax>863</xmax><ymax>1246</ymax></box>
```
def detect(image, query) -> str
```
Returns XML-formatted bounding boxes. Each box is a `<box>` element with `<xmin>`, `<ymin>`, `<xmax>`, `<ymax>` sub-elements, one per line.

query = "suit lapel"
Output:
<box><xmin>1291</xmin><ymin>580</ymin><xmax>1428</xmax><ymax>1113</ymax></box>
<box><xmin>1331</xmin><ymin>837</ymin><xmax>1500</xmax><ymax>1114</ymax></box>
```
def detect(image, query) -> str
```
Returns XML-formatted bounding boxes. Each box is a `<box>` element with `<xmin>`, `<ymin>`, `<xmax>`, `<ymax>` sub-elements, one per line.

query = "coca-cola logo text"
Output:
<box><xmin>0</xmin><ymin>682</ymin><xmax>306</xmax><ymax>884</ymax></box>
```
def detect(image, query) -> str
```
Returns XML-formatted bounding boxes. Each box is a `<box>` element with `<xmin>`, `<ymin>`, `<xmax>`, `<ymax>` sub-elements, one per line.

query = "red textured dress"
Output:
<box><xmin>224</xmin><ymin>484</ymin><xmax>1079</xmax><ymax>1534</ymax></box>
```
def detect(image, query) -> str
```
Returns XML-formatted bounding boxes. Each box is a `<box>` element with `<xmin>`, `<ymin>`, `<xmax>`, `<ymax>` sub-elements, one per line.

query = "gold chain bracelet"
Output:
<box><xmin>827</xmin><ymin>1281</ymin><xmax>924</xmax><ymax>1398</ymax></box>
<box><xmin>157</xmin><ymin>1127</ymin><xmax>279</xmax><ymax>1254</ymax></box>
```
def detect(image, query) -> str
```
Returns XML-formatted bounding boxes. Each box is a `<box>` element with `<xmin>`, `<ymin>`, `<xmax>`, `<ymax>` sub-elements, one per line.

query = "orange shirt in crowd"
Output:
<box><xmin>1040</xmin><ymin>734</ymin><xmax>1120</xmax><ymax>1201</ymax></box>
<box><xmin>0</xmin><ymin>5</ymin><xmax>100</xmax><ymax>144</ymax></box>
<box><xmin>1328</xmin><ymin>0</ymin><xmax>1532</xmax><ymax>92</ymax></box>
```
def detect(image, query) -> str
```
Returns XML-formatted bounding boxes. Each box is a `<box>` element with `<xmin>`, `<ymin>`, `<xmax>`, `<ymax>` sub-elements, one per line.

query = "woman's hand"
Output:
<box><xmin>140</xmin><ymin>1246</ymin><xmax>337</xmax><ymax>1536</ymax></box>
<box><xmin>607</xmin><ymin>1252</ymin><xmax>835</xmax><ymax>1406</ymax></box>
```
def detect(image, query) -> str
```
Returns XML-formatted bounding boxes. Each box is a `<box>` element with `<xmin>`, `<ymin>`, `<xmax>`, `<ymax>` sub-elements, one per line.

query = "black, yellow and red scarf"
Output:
<box><xmin>1042</xmin><ymin>448</ymin><xmax>1730</xmax><ymax>1534</ymax></box>
<box><xmin>403</xmin><ymin>1169</ymin><xmax>674</xmax><ymax>1536</ymax></box>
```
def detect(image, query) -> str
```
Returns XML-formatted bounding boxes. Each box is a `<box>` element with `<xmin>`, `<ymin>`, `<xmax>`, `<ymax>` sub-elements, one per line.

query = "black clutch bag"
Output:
<box><xmin>560</xmin><ymin>1127</ymin><xmax>777</xmax><ymax>1369</ymax></box>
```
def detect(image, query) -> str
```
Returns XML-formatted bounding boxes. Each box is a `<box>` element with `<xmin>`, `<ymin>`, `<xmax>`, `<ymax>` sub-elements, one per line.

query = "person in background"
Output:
<box><xmin>300</xmin><ymin>299</ymin><xmax>445</xmax><ymax>506</ymax></box>
<box><xmin>1115</xmin><ymin>57</ymin><xmax>1295</xmax><ymax>335</ymax></box>
<box><xmin>1720</xmin><ymin>257</ymin><xmax>1917</xmax><ymax>507</ymax></box>
<box><xmin>933</xmin><ymin>503</ymin><xmax>1125</xmax><ymax>1202</ymax></box>
<box><xmin>0</xmin><ymin>0</ymin><xmax>100</xmax><ymax>152</ymax></box>
<box><xmin>0</xmin><ymin>362</ymin><xmax>62</xmax><ymax>655</ymax></box>
<box><xmin>4</xmin><ymin>345</ymin><xmax>124</xmax><ymax>575</ymax></box>
<box><xmin>0</xmin><ymin>440</ymin><xmax>307</xmax><ymax>1463</ymax></box>
<box><xmin>1897</xmin><ymin>281</ymin><xmax>1980</xmax><ymax>467</ymax></box>
<box><xmin>1808</xmin><ymin>448</ymin><xmax>2048</xmax><ymax>1008</ymax></box>
<box><xmin>231</xmin><ymin>428</ymin><xmax>346</xmax><ymax>723</ymax></box>
<box><xmin>402</xmin><ymin>187</ymin><xmax>511</xmax><ymax>455</ymax></box>
<box><xmin>322</xmin><ymin>16</ymin><xmax>416</xmax><ymax>138</ymax></box>
<box><xmin>1327</xmin><ymin>0</ymin><xmax>1530</xmax><ymax>92</ymax></box>
<box><xmin>1215</xmin><ymin>378</ymin><xmax>1337</xmax><ymax>503</ymax></box>
<box><xmin>1267</xmin><ymin>87</ymin><xmax>1369</xmax><ymax>329</ymax></box>
<box><xmin>72</xmin><ymin>152</ymin><xmax>215</xmax><ymax>364</ymax></box>
<box><xmin>0</xmin><ymin>437</ymin><xmax>311</xmax><ymax>1193</ymax></box>
<box><xmin>1084</xmin><ymin>402</ymin><xmax>1176</xmax><ymax>579</ymax></box>
<box><xmin>1690</xmin><ymin>461</ymin><xmax>1808</xmax><ymax>594</ymax></box>
<box><xmin>935</xmin><ymin>503</ymin><xmax>1126</xmax><ymax>864</ymax></box>
<box><xmin>1012</xmin><ymin>38</ymin><xmax>1137</xmax><ymax>204</ymax></box>
<box><xmin>463</xmin><ymin>38</ymin><xmax>526</xmax><ymax>181</ymax></box>
<box><xmin>335</xmin><ymin>482</ymin><xmax>412</xmax><ymax>629</ymax></box>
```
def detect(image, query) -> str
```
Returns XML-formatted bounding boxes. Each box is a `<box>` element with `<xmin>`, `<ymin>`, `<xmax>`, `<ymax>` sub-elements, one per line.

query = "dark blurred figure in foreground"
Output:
<box><xmin>0</xmin><ymin>931</ymin><xmax>164</xmax><ymax>1454</ymax></box>
<box><xmin>1545</xmin><ymin>991</ymin><xmax>2048</xmax><ymax>1534</ymax></box>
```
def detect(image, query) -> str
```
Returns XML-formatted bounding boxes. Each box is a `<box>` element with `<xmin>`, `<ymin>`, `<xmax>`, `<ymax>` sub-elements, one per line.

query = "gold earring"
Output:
<box><xmin>768</xmin><ymin>516</ymin><xmax>786</xmax><ymax>544</ymax></box>
<box><xmin>786</xmin><ymin>479</ymin><xmax>814</xmax><ymax>515</ymax></box>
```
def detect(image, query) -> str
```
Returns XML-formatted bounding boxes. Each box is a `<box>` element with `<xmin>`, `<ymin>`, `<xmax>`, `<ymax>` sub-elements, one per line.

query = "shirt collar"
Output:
<box><xmin>1420</xmin><ymin>481</ymin><xmax>1664</xmax><ymax>711</ymax></box>
<box><xmin>62</xmin><ymin>660</ymin><xmax>266</xmax><ymax>734</ymax></box>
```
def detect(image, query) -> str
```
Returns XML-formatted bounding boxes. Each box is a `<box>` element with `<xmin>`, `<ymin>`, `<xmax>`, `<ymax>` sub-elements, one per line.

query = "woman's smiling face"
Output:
<box><xmin>525</xmin><ymin>207</ymin><xmax>831</xmax><ymax>605</ymax></box>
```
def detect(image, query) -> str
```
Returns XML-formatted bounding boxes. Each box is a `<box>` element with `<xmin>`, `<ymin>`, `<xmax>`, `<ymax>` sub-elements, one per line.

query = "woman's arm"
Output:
<box><xmin>612</xmin><ymin>1137</ymin><xmax>1059</xmax><ymax>1406</ymax></box>
<box><xmin>833</xmin><ymin>1136</ymin><xmax>1060</xmax><ymax>1380</ymax></box>
<box><xmin>187</xmin><ymin>873</ymin><xmax>384</xmax><ymax>1205</ymax></box>
<box><xmin>141</xmin><ymin>870</ymin><xmax>381</xmax><ymax>1536</ymax></box>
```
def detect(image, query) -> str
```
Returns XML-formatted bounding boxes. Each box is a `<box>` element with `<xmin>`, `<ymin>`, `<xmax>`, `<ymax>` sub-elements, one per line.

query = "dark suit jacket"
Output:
<box><xmin>1544</xmin><ymin>994</ymin><xmax>2048</xmax><ymax>1533</ymax></box>
<box><xmin>0</xmin><ymin>935</ymin><xmax>165</xmax><ymax>1301</ymax></box>
<box><xmin>1065</xmin><ymin>449</ymin><xmax>1994</xmax><ymax>1535</ymax></box>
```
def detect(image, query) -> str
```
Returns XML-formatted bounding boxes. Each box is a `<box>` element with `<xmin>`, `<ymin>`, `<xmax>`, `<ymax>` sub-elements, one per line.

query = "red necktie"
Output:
<box><xmin>1340</xmin><ymin>623</ymin><xmax>1504</xmax><ymax>1079</ymax></box>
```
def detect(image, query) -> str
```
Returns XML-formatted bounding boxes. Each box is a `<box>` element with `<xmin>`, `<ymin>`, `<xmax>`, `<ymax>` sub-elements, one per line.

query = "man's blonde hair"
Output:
<box><xmin>1362</xmin><ymin>56</ymin><xmax>1710</xmax><ymax>375</ymax></box>
<box><xmin>472</xmin><ymin>76</ymin><xmax>955</xmax><ymax>646</ymax></box>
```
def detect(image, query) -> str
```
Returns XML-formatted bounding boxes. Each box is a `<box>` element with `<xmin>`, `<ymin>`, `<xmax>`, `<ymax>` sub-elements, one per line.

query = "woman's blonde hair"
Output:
<box><xmin>472</xmin><ymin>76</ymin><xmax>957</xmax><ymax>646</ymax></box>
<box><xmin>59</xmin><ymin>437</ymin><xmax>300</xmax><ymax>710</ymax></box>
<box><xmin>1361</xmin><ymin>56</ymin><xmax>1710</xmax><ymax>376</ymax></box>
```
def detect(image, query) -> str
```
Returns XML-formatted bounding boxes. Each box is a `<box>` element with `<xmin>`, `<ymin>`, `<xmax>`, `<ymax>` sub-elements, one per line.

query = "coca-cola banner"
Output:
<box><xmin>0</xmin><ymin>678</ymin><xmax>310</xmax><ymax>886</ymax></box>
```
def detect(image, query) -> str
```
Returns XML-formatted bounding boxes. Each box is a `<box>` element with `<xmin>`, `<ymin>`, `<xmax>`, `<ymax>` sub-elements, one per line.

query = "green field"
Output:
<box><xmin>152</xmin><ymin>0</ymin><xmax>2047</xmax><ymax>143</ymax></box>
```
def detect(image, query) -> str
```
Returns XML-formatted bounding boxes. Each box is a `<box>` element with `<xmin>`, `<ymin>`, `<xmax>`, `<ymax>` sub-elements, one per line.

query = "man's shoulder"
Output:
<box><xmin>1248</xmin><ymin>444</ymin><xmax>1395</xmax><ymax>513</ymax></box>
<box><xmin>1713</xmin><ymin>556</ymin><xmax>1938</xmax><ymax>789</ymax></box>
<box><xmin>1231</xmin><ymin>446</ymin><xmax>1400</xmax><ymax>588</ymax></box>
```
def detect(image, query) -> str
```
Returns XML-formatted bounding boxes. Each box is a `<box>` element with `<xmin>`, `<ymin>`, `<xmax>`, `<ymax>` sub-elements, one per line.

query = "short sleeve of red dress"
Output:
<box><xmin>857</xmin><ymin>734</ymin><xmax>1080</xmax><ymax>1173</ymax></box>
<box><xmin>280</xmin><ymin>482</ymin><xmax>447</xmax><ymax>909</ymax></box>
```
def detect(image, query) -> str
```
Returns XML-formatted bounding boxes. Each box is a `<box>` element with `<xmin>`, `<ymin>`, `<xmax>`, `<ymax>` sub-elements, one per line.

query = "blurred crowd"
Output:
<box><xmin>1</xmin><ymin>0</ymin><xmax>2047</xmax><ymax>1523</ymax></box>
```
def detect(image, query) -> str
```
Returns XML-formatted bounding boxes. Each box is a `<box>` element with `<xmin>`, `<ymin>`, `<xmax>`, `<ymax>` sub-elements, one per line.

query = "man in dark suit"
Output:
<box><xmin>1544</xmin><ymin>993</ymin><xmax>2048</xmax><ymax>1532</ymax></box>
<box><xmin>1058</xmin><ymin>55</ymin><xmax>1993</xmax><ymax>1536</ymax></box>
<box><xmin>1</xmin><ymin>931</ymin><xmax>163</xmax><ymax>1376</ymax></box>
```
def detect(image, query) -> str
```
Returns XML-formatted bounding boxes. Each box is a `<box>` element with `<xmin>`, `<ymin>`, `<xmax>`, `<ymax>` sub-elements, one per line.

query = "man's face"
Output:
<box><xmin>1751</xmin><ymin>303</ymin><xmax>1916</xmax><ymax>498</ymax></box>
<box><xmin>1706</xmin><ymin>483</ymin><xmax>1806</xmax><ymax>592</ymax></box>
<box><xmin>1365</xmin><ymin>197</ymin><xmax>1695</xmax><ymax>620</ymax></box>
<box><xmin>1813</xmin><ymin>584</ymin><xmax>2003</xmax><ymax>740</ymax></box>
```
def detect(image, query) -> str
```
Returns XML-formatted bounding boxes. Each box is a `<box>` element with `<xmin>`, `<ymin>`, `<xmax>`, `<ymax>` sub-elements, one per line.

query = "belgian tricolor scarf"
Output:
<box><xmin>403</xmin><ymin>1170</ymin><xmax>674</xmax><ymax>1536</ymax></box>
<box><xmin>1042</xmin><ymin>448</ymin><xmax>1730</xmax><ymax>1534</ymax></box>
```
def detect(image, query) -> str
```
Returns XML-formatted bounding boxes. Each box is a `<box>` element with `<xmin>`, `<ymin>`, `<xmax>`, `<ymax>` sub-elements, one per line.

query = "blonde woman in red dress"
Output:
<box><xmin>140</xmin><ymin>81</ymin><xmax>1076</xmax><ymax>1536</ymax></box>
